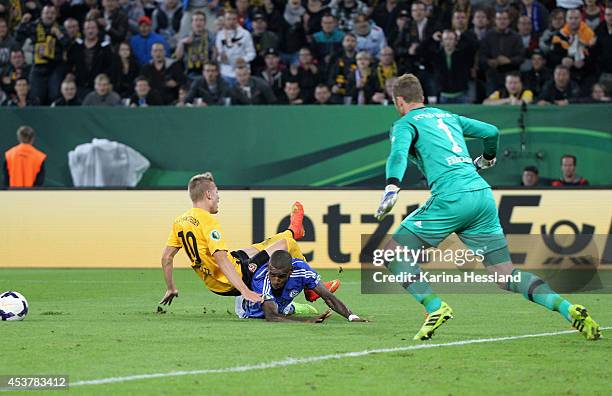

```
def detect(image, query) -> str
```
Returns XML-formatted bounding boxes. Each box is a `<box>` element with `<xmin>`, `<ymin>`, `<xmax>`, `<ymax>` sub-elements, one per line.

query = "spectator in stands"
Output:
<box><xmin>67</xmin><ymin>19</ymin><xmax>113</xmax><ymax>96</ymax></box>
<box><xmin>175</xmin><ymin>10</ymin><xmax>214</xmax><ymax>79</ymax></box>
<box><xmin>278</xmin><ymin>0</ymin><xmax>308</xmax><ymax>65</ymax></box>
<box><xmin>352</xmin><ymin>13</ymin><xmax>386</xmax><ymax>59</ymax></box>
<box><xmin>521</xmin><ymin>49</ymin><xmax>551</xmax><ymax>97</ymax></box>
<box><xmin>110</xmin><ymin>41</ymin><xmax>140</xmax><ymax>98</ymax></box>
<box><xmin>328</xmin><ymin>32</ymin><xmax>357</xmax><ymax>103</ymax></box>
<box><xmin>346</xmin><ymin>50</ymin><xmax>383</xmax><ymax>104</ymax></box>
<box><xmin>0</xmin><ymin>17</ymin><xmax>17</xmax><ymax>70</ymax></box>
<box><xmin>120</xmin><ymin>0</ymin><xmax>145</xmax><ymax>36</ymax></box>
<box><xmin>595</xmin><ymin>4</ymin><xmax>612</xmax><ymax>94</ymax></box>
<box><xmin>304</xmin><ymin>0</ymin><xmax>330</xmax><ymax>36</ymax></box>
<box><xmin>259</xmin><ymin>0</ymin><xmax>285</xmax><ymax>34</ymax></box>
<box><xmin>2</xmin><ymin>77</ymin><xmax>39</xmax><ymax>107</ymax></box>
<box><xmin>51</xmin><ymin>78</ymin><xmax>81</xmax><ymax>106</ymax></box>
<box><xmin>251</xmin><ymin>12</ymin><xmax>280</xmax><ymax>75</ymax></box>
<box><xmin>480</xmin><ymin>10</ymin><xmax>525</xmax><ymax>94</ymax></box>
<box><xmin>570</xmin><ymin>82</ymin><xmax>611</xmax><ymax>103</ymax></box>
<box><xmin>312</xmin><ymin>14</ymin><xmax>344</xmax><ymax>65</ymax></box>
<box><xmin>259</xmin><ymin>47</ymin><xmax>288</xmax><ymax>99</ymax></box>
<box><xmin>519</xmin><ymin>0</ymin><xmax>549</xmax><ymax>34</ymax></box>
<box><xmin>539</xmin><ymin>8</ymin><xmax>565</xmax><ymax>54</ymax></box>
<box><xmin>173</xmin><ymin>84</ymin><xmax>190</xmax><ymax>106</ymax></box>
<box><xmin>279</xmin><ymin>80</ymin><xmax>304</xmax><ymax>104</ymax></box>
<box><xmin>179</xmin><ymin>0</ymin><xmax>219</xmax><ymax>38</ymax></box>
<box><xmin>69</xmin><ymin>0</ymin><xmax>100</xmax><ymax>26</ymax></box>
<box><xmin>313</xmin><ymin>83</ymin><xmax>337</xmax><ymax>104</ymax></box>
<box><xmin>589</xmin><ymin>82</ymin><xmax>611</xmax><ymax>102</ymax></box>
<box><xmin>551</xmin><ymin>154</ymin><xmax>589</xmax><ymax>186</ymax></box>
<box><xmin>550</xmin><ymin>8</ymin><xmax>597</xmax><ymax>89</ymax></box>
<box><xmin>372</xmin><ymin>0</ymin><xmax>406</xmax><ymax>35</ymax></box>
<box><xmin>521</xmin><ymin>165</ymin><xmax>540</xmax><ymax>187</ymax></box>
<box><xmin>484</xmin><ymin>71</ymin><xmax>534</xmax><ymax>104</ymax></box>
<box><xmin>450</xmin><ymin>10</ymin><xmax>479</xmax><ymax>58</ymax></box>
<box><xmin>374</xmin><ymin>46</ymin><xmax>398</xmax><ymax>95</ymax></box>
<box><xmin>0</xmin><ymin>49</ymin><xmax>31</xmax><ymax>96</ymax></box>
<box><xmin>186</xmin><ymin>60</ymin><xmax>231</xmax><ymax>105</ymax></box>
<box><xmin>15</xmin><ymin>5</ymin><xmax>67</xmax><ymax>105</ymax></box>
<box><xmin>215</xmin><ymin>9</ymin><xmax>256</xmax><ymax>82</ymax></box>
<box><xmin>63</xmin><ymin>18</ymin><xmax>81</xmax><ymax>41</ymax></box>
<box><xmin>330</xmin><ymin>0</ymin><xmax>368</xmax><ymax>33</ymax></box>
<box><xmin>471</xmin><ymin>8</ymin><xmax>490</xmax><ymax>41</ymax></box>
<box><xmin>537</xmin><ymin>64</ymin><xmax>581</xmax><ymax>104</ymax></box>
<box><xmin>141</xmin><ymin>42</ymin><xmax>185</xmax><ymax>104</ymax></box>
<box><xmin>289</xmin><ymin>47</ymin><xmax>320</xmax><ymax>101</ymax></box>
<box><xmin>380</xmin><ymin>75</ymin><xmax>397</xmax><ymax>105</ymax></box>
<box><xmin>582</xmin><ymin>0</ymin><xmax>605</xmax><ymax>31</ymax></box>
<box><xmin>493</xmin><ymin>0</ymin><xmax>518</xmax><ymax>23</ymax></box>
<box><xmin>432</xmin><ymin>30</ymin><xmax>472</xmax><ymax>104</ymax></box>
<box><xmin>99</xmin><ymin>0</ymin><xmax>129</xmax><ymax>46</ymax></box>
<box><xmin>129</xmin><ymin>76</ymin><xmax>163</xmax><ymax>106</ymax></box>
<box><xmin>3</xmin><ymin>125</ymin><xmax>46</xmax><ymax>188</ymax></box>
<box><xmin>229</xmin><ymin>64</ymin><xmax>277</xmax><ymax>105</ymax></box>
<box><xmin>389</xmin><ymin>9</ymin><xmax>411</xmax><ymax>71</ymax></box>
<box><xmin>152</xmin><ymin>0</ymin><xmax>183</xmax><ymax>50</ymax></box>
<box><xmin>234</xmin><ymin>0</ymin><xmax>252</xmax><ymax>30</ymax></box>
<box><xmin>405</xmin><ymin>1</ymin><xmax>439</xmax><ymax>68</ymax></box>
<box><xmin>131</xmin><ymin>16</ymin><xmax>169</xmax><ymax>66</ymax></box>
<box><xmin>82</xmin><ymin>73</ymin><xmax>122</xmax><ymax>105</ymax></box>
<box><xmin>518</xmin><ymin>15</ymin><xmax>540</xmax><ymax>55</ymax></box>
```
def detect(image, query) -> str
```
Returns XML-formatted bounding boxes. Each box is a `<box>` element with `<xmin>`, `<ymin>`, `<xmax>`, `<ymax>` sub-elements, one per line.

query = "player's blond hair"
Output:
<box><xmin>392</xmin><ymin>73</ymin><xmax>424</xmax><ymax>104</ymax></box>
<box><xmin>17</xmin><ymin>125</ymin><xmax>35</xmax><ymax>144</ymax></box>
<box><xmin>188</xmin><ymin>172</ymin><xmax>215</xmax><ymax>202</ymax></box>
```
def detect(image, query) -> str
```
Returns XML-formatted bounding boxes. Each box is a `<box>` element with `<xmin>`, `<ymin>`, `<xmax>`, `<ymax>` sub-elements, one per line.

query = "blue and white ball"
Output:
<box><xmin>0</xmin><ymin>291</ymin><xmax>29</xmax><ymax>321</ymax></box>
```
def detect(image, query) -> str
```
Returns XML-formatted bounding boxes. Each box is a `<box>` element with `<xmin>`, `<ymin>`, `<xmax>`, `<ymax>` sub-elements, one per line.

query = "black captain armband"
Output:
<box><xmin>483</xmin><ymin>153</ymin><xmax>496</xmax><ymax>160</ymax></box>
<box><xmin>386</xmin><ymin>178</ymin><xmax>400</xmax><ymax>187</ymax></box>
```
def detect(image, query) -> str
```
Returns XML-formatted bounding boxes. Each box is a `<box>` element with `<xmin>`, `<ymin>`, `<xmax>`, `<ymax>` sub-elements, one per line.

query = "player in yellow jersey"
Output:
<box><xmin>159</xmin><ymin>172</ymin><xmax>333</xmax><ymax>305</ymax></box>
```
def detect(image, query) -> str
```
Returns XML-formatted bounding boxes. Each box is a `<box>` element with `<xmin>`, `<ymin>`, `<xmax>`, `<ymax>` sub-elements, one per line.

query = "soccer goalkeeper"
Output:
<box><xmin>374</xmin><ymin>74</ymin><xmax>601</xmax><ymax>341</ymax></box>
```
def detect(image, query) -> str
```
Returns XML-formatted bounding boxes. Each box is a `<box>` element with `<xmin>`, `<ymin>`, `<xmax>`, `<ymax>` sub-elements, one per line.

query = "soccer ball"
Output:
<box><xmin>0</xmin><ymin>291</ymin><xmax>29</xmax><ymax>321</ymax></box>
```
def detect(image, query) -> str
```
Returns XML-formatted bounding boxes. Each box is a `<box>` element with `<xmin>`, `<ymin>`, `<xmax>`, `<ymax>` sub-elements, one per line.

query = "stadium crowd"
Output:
<box><xmin>0</xmin><ymin>0</ymin><xmax>611</xmax><ymax>106</ymax></box>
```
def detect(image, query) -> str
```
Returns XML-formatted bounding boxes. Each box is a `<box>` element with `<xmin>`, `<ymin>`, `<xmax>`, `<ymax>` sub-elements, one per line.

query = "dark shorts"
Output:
<box><xmin>211</xmin><ymin>250</ymin><xmax>262</xmax><ymax>296</ymax></box>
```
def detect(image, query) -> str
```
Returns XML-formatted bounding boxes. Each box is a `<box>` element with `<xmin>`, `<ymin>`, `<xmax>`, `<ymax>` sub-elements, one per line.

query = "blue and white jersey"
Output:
<box><xmin>237</xmin><ymin>258</ymin><xmax>321</xmax><ymax>319</ymax></box>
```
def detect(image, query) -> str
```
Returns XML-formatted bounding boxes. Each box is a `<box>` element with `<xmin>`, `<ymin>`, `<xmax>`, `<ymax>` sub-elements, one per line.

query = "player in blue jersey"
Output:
<box><xmin>374</xmin><ymin>73</ymin><xmax>601</xmax><ymax>341</ymax></box>
<box><xmin>235</xmin><ymin>251</ymin><xmax>366</xmax><ymax>323</ymax></box>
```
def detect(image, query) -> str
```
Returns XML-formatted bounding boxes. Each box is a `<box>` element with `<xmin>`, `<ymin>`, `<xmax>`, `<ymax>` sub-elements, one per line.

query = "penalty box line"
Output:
<box><xmin>72</xmin><ymin>326</ymin><xmax>610</xmax><ymax>387</ymax></box>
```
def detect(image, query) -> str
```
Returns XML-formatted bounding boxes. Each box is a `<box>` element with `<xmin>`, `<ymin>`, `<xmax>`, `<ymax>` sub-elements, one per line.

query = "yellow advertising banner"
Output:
<box><xmin>0</xmin><ymin>190</ymin><xmax>610</xmax><ymax>268</ymax></box>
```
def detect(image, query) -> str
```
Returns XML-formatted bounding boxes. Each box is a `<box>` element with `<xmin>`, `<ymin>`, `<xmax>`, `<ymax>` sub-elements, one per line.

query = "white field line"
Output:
<box><xmin>72</xmin><ymin>326</ymin><xmax>610</xmax><ymax>387</ymax></box>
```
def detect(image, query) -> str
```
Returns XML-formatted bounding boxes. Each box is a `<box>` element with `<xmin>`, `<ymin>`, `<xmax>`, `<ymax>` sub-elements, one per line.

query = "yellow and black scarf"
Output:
<box><xmin>187</xmin><ymin>33</ymin><xmax>209</xmax><ymax>71</ymax></box>
<box><xmin>376</xmin><ymin>62</ymin><xmax>397</xmax><ymax>89</ymax></box>
<box><xmin>34</xmin><ymin>22</ymin><xmax>58</xmax><ymax>64</ymax></box>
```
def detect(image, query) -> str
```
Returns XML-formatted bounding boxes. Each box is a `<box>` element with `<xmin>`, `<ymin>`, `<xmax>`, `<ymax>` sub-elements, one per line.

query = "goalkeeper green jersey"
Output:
<box><xmin>385</xmin><ymin>106</ymin><xmax>499</xmax><ymax>196</ymax></box>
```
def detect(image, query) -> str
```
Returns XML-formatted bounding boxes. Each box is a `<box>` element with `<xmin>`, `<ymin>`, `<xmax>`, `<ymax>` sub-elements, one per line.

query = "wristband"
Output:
<box><xmin>348</xmin><ymin>314</ymin><xmax>360</xmax><ymax>322</ymax></box>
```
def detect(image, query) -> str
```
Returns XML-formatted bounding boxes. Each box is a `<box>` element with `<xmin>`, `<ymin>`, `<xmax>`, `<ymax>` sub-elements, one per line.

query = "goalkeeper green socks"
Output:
<box><xmin>388</xmin><ymin>259</ymin><xmax>442</xmax><ymax>313</ymax></box>
<box><xmin>507</xmin><ymin>269</ymin><xmax>571</xmax><ymax>321</ymax></box>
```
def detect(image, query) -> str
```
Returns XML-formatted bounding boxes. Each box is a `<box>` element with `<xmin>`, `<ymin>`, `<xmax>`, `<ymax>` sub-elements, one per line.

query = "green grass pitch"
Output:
<box><xmin>2</xmin><ymin>268</ymin><xmax>611</xmax><ymax>395</ymax></box>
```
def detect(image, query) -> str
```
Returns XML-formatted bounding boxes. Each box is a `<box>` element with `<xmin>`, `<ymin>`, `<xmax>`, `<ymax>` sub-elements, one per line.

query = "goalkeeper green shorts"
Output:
<box><xmin>393</xmin><ymin>188</ymin><xmax>510</xmax><ymax>266</ymax></box>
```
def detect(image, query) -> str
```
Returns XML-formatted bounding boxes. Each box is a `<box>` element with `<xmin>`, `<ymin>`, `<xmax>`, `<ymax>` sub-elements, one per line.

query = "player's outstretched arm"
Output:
<box><xmin>160</xmin><ymin>246</ymin><xmax>180</xmax><ymax>305</ymax></box>
<box><xmin>213</xmin><ymin>250</ymin><xmax>263</xmax><ymax>303</ymax></box>
<box><xmin>262</xmin><ymin>301</ymin><xmax>332</xmax><ymax>323</ymax></box>
<box><xmin>313</xmin><ymin>283</ymin><xmax>368</xmax><ymax>322</ymax></box>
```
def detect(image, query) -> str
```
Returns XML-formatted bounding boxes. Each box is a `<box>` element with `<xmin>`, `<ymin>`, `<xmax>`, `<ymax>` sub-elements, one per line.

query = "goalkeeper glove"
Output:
<box><xmin>375</xmin><ymin>184</ymin><xmax>400</xmax><ymax>221</ymax></box>
<box><xmin>473</xmin><ymin>155</ymin><xmax>496</xmax><ymax>171</ymax></box>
